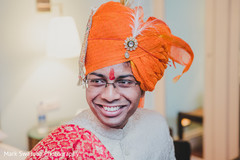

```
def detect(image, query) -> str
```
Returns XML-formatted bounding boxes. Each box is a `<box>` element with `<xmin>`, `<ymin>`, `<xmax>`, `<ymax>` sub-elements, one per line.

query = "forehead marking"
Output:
<box><xmin>109</xmin><ymin>68</ymin><xmax>115</xmax><ymax>80</ymax></box>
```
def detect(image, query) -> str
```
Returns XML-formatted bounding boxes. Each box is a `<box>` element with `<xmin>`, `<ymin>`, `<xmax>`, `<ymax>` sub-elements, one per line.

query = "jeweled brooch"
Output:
<box><xmin>124</xmin><ymin>37</ymin><xmax>138</xmax><ymax>51</ymax></box>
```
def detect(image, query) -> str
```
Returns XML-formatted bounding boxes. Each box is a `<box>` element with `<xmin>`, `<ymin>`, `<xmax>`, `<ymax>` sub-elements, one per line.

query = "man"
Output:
<box><xmin>26</xmin><ymin>1</ymin><xmax>193</xmax><ymax>159</ymax></box>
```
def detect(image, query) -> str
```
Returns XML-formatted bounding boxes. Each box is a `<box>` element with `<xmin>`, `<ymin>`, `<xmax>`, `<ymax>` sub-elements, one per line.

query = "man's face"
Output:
<box><xmin>86</xmin><ymin>63</ymin><xmax>143</xmax><ymax>129</ymax></box>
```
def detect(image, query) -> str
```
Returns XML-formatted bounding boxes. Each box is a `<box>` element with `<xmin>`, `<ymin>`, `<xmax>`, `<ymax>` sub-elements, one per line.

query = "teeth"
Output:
<box><xmin>103</xmin><ymin>106</ymin><xmax>120</xmax><ymax>112</ymax></box>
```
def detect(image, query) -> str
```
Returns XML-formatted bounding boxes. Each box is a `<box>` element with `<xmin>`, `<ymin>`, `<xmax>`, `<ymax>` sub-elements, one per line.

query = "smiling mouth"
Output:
<box><xmin>95</xmin><ymin>103</ymin><xmax>127</xmax><ymax>112</ymax></box>
<box><xmin>103</xmin><ymin>106</ymin><xmax>121</xmax><ymax>112</ymax></box>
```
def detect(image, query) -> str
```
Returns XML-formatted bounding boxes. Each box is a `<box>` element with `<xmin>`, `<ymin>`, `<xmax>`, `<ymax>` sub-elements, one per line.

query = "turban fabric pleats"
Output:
<box><xmin>80</xmin><ymin>2</ymin><xmax>194</xmax><ymax>108</ymax></box>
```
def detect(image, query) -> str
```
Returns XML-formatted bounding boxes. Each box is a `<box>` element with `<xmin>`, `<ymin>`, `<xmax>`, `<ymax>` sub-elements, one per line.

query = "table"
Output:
<box><xmin>28</xmin><ymin>125</ymin><xmax>51</xmax><ymax>150</ymax></box>
<box><xmin>27</xmin><ymin>118</ymin><xmax>70</xmax><ymax>150</ymax></box>
<box><xmin>177</xmin><ymin>108</ymin><xmax>203</xmax><ymax>140</ymax></box>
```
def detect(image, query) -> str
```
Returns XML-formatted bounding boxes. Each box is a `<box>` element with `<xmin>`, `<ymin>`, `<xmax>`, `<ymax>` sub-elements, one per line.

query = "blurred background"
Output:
<box><xmin>0</xmin><ymin>0</ymin><xmax>239</xmax><ymax>160</ymax></box>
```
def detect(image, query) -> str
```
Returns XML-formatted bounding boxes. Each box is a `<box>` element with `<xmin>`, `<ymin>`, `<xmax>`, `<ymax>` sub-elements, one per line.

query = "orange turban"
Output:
<box><xmin>79</xmin><ymin>1</ymin><xmax>194</xmax><ymax>106</ymax></box>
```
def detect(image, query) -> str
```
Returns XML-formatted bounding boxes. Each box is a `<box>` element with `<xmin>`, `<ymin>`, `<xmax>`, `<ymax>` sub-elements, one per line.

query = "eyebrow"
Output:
<box><xmin>88</xmin><ymin>72</ymin><xmax>134</xmax><ymax>79</ymax></box>
<box><xmin>117</xmin><ymin>74</ymin><xmax>135</xmax><ymax>79</ymax></box>
<box><xmin>89</xmin><ymin>72</ymin><xmax>105</xmax><ymax>78</ymax></box>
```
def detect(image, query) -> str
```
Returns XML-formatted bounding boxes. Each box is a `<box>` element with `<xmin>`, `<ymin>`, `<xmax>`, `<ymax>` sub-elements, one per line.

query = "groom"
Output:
<box><xmin>26</xmin><ymin>1</ymin><xmax>193</xmax><ymax>159</ymax></box>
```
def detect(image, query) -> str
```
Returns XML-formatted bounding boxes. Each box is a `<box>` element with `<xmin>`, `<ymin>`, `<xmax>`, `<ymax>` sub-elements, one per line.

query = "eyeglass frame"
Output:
<box><xmin>83</xmin><ymin>78</ymin><xmax>140</xmax><ymax>89</ymax></box>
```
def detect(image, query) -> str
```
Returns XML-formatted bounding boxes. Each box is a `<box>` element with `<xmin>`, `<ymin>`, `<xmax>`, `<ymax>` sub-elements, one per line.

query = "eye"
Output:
<box><xmin>88</xmin><ymin>79</ymin><xmax>106</xmax><ymax>86</ymax></box>
<box><xmin>90</xmin><ymin>79</ymin><xmax>105</xmax><ymax>83</ymax></box>
<box><xmin>117</xmin><ymin>80</ymin><xmax>133</xmax><ymax>84</ymax></box>
<box><xmin>116</xmin><ymin>80</ymin><xmax>134</xmax><ymax>87</ymax></box>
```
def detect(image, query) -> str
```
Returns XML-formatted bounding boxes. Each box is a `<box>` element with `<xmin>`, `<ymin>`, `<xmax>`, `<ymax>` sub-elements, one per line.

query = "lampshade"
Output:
<box><xmin>46</xmin><ymin>16</ymin><xmax>81</xmax><ymax>58</ymax></box>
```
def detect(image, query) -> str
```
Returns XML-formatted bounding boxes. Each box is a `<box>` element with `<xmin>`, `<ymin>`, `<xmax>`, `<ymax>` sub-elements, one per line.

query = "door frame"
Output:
<box><xmin>204</xmin><ymin>0</ymin><xmax>240</xmax><ymax>159</ymax></box>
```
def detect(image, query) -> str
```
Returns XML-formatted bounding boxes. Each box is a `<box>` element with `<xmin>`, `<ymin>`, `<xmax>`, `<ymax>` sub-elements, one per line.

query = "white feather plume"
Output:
<box><xmin>130</xmin><ymin>5</ymin><xmax>157</xmax><ymax>38</ymax></box>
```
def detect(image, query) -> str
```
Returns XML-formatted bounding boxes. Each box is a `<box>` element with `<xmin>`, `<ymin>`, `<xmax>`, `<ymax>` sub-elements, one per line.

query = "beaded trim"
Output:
<box><xmin>78</xmin><ymin>9</ymin><xmax>96</xmax><ymax>85</ymax></box>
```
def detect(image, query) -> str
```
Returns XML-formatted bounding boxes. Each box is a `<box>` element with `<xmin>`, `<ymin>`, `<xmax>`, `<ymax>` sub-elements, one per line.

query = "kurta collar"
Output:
<box><xmin>72</xmin><ymin>109</ymin><xmax>140</xmax><ymax>140</ymax></box>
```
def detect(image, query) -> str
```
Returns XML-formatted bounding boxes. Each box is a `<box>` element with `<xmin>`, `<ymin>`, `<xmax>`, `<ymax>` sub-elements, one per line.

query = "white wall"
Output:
<box><xmin>0</xmin><ymin>0</ymin><xmax>153</xmax><ymax>150</ymax></box>
<box><xmin>164</xmin><ymin>0</ymin><xmax>205</xmax><ymax>136</ymax></box>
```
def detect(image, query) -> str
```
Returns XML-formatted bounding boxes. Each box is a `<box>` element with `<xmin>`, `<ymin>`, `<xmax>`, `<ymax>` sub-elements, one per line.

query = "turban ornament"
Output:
<box><xmin>78</xmin><ymin>1</ymin><xmax>194</xmax><ymax>107</ymax></box>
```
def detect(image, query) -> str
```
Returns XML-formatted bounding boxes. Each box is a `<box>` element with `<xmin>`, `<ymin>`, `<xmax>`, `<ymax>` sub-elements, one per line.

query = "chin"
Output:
<box><xmin>100</xmin><ymin>117</ymin><xmax>127</xmax><ymax>129</ymax></box>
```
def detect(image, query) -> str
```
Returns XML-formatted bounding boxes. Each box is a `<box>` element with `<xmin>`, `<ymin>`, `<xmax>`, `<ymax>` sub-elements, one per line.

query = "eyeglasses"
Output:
<box><xmin>85</xmin><ymin>79</ymin><xmax>140</xmax><ymax>90</ymax></box>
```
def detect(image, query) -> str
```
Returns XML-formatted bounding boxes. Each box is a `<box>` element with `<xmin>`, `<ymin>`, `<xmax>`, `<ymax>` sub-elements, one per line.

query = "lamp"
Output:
<box><xmin>36</xmin><ymin>0</ymin><xmax>51</xmax><ymax>12</ymax></box>
<box><xmin>46</xmin><ymin>16</ymin><xmax>81</xmax><ymax>58</ymax></box>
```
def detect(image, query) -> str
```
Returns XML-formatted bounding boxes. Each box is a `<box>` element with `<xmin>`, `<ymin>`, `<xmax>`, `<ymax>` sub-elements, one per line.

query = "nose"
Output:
<box><xmin>100</xmin><ymin>83</ymin><xmax>121</xmax><ymax>102</ymax></box>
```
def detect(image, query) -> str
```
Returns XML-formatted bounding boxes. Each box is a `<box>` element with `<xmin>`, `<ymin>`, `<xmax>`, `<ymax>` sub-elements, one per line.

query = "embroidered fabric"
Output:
<box><xmin>26</xmin><ymin>124</ymin><xmax>114</xmax><ymax>160</ymax></box>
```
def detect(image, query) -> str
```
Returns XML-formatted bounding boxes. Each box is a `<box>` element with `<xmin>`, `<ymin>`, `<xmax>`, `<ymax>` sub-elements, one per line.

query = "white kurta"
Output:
<box><xmin>68</xmin><ymin>108</ymin><xmax>176</xmax><ymax>160</ymax></box>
